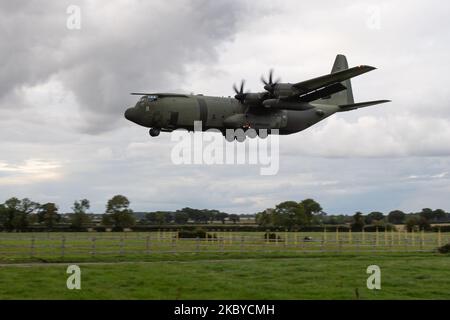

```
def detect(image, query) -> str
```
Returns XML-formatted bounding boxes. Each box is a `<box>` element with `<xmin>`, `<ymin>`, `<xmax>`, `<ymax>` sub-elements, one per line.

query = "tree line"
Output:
<box><xmin>256</xmin><ymin>199</ymin><xmax>449</xmax><ymax>232</ymax></box>
<box><xmin>0</xmin><ymin>195</ymin><xmax>135</xmax><ymax>231</ymax></box>
<box><xmin>1</xmin><ymin>195</ymin><xmax>449</xmax><ymax>232</ymax></box>
<box><xmin>0</xmin><ymin>195</ymin><xmax>241</xmax><ymax>231</ymax></box>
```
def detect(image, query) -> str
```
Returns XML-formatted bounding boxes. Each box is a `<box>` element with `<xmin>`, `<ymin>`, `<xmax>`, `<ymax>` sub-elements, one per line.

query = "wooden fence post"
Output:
<box><xmin>349</xmin><ymin>228</ymin><xmax>352</xmax><ymax>245</ymax></box>
<box><xmin>421</xmin><ymin>229</ymin><xmax>425</xmax><ymax>250</ymax></box>
<box><xmin>30</xmin><ymin>236</ymin><xmax>35</xmax><ymax>257</ymax></box>
<box><xmin>391</xmin><ymin>228</ymin><xmax>394</xmax><ymax>247</ymax></box>
<box><xmin>404</xmin><ymin>231</ymin><xmax>408</xmax><ymax>252</ymax></box>
<box><xmin>438</xmin><ymin>227</ymin><xmax>442</xmax><ymax>247</ymax></box>
<box><xmin>61</xmin><ymin>235</ymin><xmax>66</xmax><ymax>257</ymax></box>
<box><xmin>285</xmin><ymin>230</ymin><xmax>288</xmax><ymax>246</ymax></box>
<box><xmin>196</xmin><ymin>237</ymin><xmax>200</xmax><ymax>253</ymax></box>
<box><xmin>120</xmin><ymin>237</ymin><xmax>124</xmax><ymax>255</ymax></box>
<box><xmin>323</xmin><ymin>227</ymin><xmax>327</xmax><ymax>244</ymax></box>
<box><xmin>376</xmin><ymin>228</ymin><xmax>379</xmax><ymax>248</ymax></box>
<box><xmin>91</xmin><ymin>237</ymin><xmax>96</xmax><ymax>256</ymax></box>
<box><xmin>146</xmin><ymin>235</ymin><xmax>150</xmax><ymax>254</ymax></box>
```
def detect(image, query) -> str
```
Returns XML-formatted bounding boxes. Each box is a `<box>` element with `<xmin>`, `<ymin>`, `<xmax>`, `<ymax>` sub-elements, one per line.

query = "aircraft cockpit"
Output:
<box><xmin>139</xmin><ymin>95</ymin><xmax>158</xmax><ymax>105</ymax></box>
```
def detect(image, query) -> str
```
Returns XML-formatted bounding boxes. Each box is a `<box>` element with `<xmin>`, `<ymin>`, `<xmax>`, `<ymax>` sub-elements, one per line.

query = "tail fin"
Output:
<box><xmin>321</xmin><ymin>54</ymin><xmax>354</xmax><ymax>105</ymax></box>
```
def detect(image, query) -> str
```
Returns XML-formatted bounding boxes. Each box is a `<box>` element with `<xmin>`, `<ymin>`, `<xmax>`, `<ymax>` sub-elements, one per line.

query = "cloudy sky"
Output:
<box><xmin>1</xmin><ymin>0</ymin><xmax>450</xmax><ymax>214</ymax></box>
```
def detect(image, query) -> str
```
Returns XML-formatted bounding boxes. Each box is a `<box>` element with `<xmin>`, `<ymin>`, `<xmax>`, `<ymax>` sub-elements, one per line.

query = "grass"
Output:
<box><xmin>0</xmin><ymin>232</ymin><xmax>449</xmax><ymax>299</ymax></box>
<box><xmin>0</xmin><ymin>253</ymin><xmax>449</xmax><ymax>299</ymax></box>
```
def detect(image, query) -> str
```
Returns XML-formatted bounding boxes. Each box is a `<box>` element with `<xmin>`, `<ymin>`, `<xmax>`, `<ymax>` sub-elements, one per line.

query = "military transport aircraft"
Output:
<box><xmin>124</xmin><ymin>54</ymin><xmax>390</xmax><ymax>141</ymax></box>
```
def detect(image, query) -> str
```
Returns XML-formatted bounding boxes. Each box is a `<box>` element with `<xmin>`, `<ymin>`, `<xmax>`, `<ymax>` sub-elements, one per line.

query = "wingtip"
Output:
<box><xmin>359</xmin><ymin>65</ymin><xmax>377</xmax><ymax>71</ymax></box>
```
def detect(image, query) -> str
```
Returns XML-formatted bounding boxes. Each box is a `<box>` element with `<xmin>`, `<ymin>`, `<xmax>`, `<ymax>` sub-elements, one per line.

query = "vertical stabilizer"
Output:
<box><xmin>321</xmin><ymin>54</ymin><xmax>354</xmax><ymax>105</ymax></box>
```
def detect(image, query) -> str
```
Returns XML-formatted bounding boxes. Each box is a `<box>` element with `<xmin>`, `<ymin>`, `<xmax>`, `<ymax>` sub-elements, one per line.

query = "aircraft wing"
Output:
<box><xmin>338</xmin><ymin>100</ymin><xmax>391</xmax><ymax>112</ymax></box>
<box><xmin>292</xmin><ymin>65</ymin><xmax>376</xmax><ymax>95</ymax></box>
<box><xmin>282</xmin><ymin>82</ymin><xmax>348</xmax><ymax>103</ymax></box>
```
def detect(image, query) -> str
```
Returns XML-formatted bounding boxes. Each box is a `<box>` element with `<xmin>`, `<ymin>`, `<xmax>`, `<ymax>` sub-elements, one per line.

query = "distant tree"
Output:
<box><xmin>38</xmin><ymin>203</ymin><xmax>60</xmax><ymax>228</ymax></box>
<box><xmin>144</xmin><ymin>211</ymin><xmax>170</xmax><ymax>225</ymax></box>
<box><xmin>0</xmin><ymin>204</ymin><xmax>7</xmax><ymax>229</ymax></box>
<box><xmin>201</xmin><ymin>210</ymin><xmax>215</xmax><ymax>224</ymax></box>
<box><xmin>0</xmin><ymin>198</ymin><xmax>39</xmax><ymax>231</ymax></box>
<box><xmin>273</xmin><ymin>201</ymin><xmax>307</xmax><ymax>227</ymax></box>
<box><xmin>324</xmin><ymin>215</ymin><xmax>347</xmax><ymax>225</ymax></box>
<box><xmin>432</xmin><ymin>209</ymin><xmax>447</xmax><ymax>221</ymax></box>
<box><xmin>103</xmin><ymin>195</ymin><xmax>135</xmax><ymax>229</ymax></box>
<box><xmin>351</xmin><ymin>212</ymin><xmax>365</xmax><ymax>231</ymax></box>
<box><xmin>419</xmin><ymin>208</ymin><xmax>434</xmax><ymax>221</ymax></box>
<box><xmin>365</xmin><ymin>211</ymin><xmax>385</xmax><ymax>224</ymax></box>
<box><xmin>300</xmin><ymin>198</ymin><xmax>322</xmax><ymax>223</ymax></box>
<box><xmin>405</xmin><ymin>215</ymin><xmax>431</xmax><ymax>231</ymax></box>
<box><xmin>254</xmin><ymin>199</ymin><xmax>322</xmax><ymax>228</ymax></box>
<box><xmin>70</xmin><ymin>199</ymin><xmax>91</xmax><ymax>229</ymax></box>
<box><xmin>387</xmin><ymin>210</ymin><xmax>406</xmax><ymax>224</ymax></box>
<box><xmin>228</xmin><ymin>214</ymin><xmax>240</xmax><ymax>224</ymax></box>
<box><xmin>181</xmin><ymin>207</ymin><xmax>202</xmax><ymax>223</ymax></box>
<box><xmin>215</xmin><ymin>212</ymin><xmax>228</xmax><ymax>224</ymax></box>
<box><xmin>255</xmin><ymin>210</ymin><xmax>272</xmax><ymax>227</ymax></box>
<box><xmin>173</xmin><ymin>211</ymin><xmax>189</xmax><ymax>224</ymax></box>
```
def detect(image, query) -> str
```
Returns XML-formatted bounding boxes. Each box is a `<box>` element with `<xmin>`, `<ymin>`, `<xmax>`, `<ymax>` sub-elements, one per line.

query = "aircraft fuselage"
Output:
<box><xmin>124</xmin><ymin>94</ymin><xmax>339</xmax><ymax>135</ymax></box>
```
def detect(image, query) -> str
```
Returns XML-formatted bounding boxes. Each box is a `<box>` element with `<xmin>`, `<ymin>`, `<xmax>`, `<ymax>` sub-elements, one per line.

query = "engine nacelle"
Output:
<box><xmin>224</xmin><ymin>113</ymin><xmax>246</xmax><ymax>128</ymax></box>
<box><xmin>262</xmin><ymin>99</ymin><xmax>314</xmax><ymax>111</ymax></box>
<box><xmin>243</xmin><ymin>93</ymin><xmax>264</xmax><ymax>106</ymax></box>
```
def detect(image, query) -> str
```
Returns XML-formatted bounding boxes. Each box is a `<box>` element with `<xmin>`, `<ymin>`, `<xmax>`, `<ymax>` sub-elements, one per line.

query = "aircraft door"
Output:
<box><xmin>169</xmin><ymin>111</ymin><xmax>179</xmax><ymax>126</ymax></box>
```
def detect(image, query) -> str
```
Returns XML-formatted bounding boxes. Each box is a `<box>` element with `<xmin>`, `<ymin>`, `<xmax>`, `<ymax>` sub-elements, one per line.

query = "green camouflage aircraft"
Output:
<box><xmin>124</xmin><ymin>54</ymin><xmax>390</xmax><ymax>141</ymax></box>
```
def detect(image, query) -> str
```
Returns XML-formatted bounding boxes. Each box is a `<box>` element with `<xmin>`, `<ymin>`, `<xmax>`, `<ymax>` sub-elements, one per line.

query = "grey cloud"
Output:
<box><xmin>0</xmin><ymin>0</ymin><xmax>247</xmax><ymax>133</ymax></box>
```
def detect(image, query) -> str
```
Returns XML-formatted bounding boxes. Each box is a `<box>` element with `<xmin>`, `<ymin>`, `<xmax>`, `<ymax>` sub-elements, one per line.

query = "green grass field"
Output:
<box><xmin>0</xmin><ymin>232</ymin><xmax>449</xmax><ymax>299</ymax></box>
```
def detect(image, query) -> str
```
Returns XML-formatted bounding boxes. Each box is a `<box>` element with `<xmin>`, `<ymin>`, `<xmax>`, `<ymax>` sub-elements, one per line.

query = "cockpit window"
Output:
<box><xmin>139</xmin><ymin>95</ymin><xmax>158</xmax><ymax>104</ymax></box>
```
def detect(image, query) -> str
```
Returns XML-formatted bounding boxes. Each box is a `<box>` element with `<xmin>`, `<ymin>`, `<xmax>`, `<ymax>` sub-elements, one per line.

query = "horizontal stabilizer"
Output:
<box><xmin>338</xmin><ymin>100</ymin><xmax>391</xmax><ymax>112</ymax></box>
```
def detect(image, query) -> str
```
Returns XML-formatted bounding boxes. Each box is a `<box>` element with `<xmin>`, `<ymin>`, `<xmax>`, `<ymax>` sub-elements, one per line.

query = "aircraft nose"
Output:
<box><xmin>124</xmin><ymin>107</ymin><xmax>134</xmax><ymax>121</ymax></box>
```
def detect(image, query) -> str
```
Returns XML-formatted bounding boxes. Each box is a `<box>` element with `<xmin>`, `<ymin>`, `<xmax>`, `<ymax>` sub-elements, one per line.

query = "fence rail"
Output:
<box><xmin>0</xmin><ymin>231</ymin><xmax>448</xmax><ymax>258</ymax></box>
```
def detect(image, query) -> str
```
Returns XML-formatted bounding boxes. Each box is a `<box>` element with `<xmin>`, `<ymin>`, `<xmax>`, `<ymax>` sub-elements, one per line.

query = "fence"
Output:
<box><xmin>0</xmin><ymin>230</ymin><xmax>448</xmax><ymax>258</ymax></box>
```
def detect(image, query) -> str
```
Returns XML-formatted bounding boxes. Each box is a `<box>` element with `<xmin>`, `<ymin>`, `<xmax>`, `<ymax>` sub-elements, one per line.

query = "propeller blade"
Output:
<box><xmin>233</xmin><ymin>80</ymin><xmax>247</xmax><ymax>102</ymax></box>
<box><xmin>261</xmin><ymin>75</ymin><xmax>268</xmax><ymax>86</ymax></box>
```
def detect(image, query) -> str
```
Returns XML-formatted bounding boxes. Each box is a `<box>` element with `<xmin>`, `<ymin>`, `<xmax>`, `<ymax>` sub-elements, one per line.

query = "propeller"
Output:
<box><xmin>261</xmin><ymin>69</ymin><xmax>280</xmax><ymax>94</ymax></box>
<box><xmin>233</xmin><ymin>80</ymin><xmax>247</xmax><ymax>103</ymax></box>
